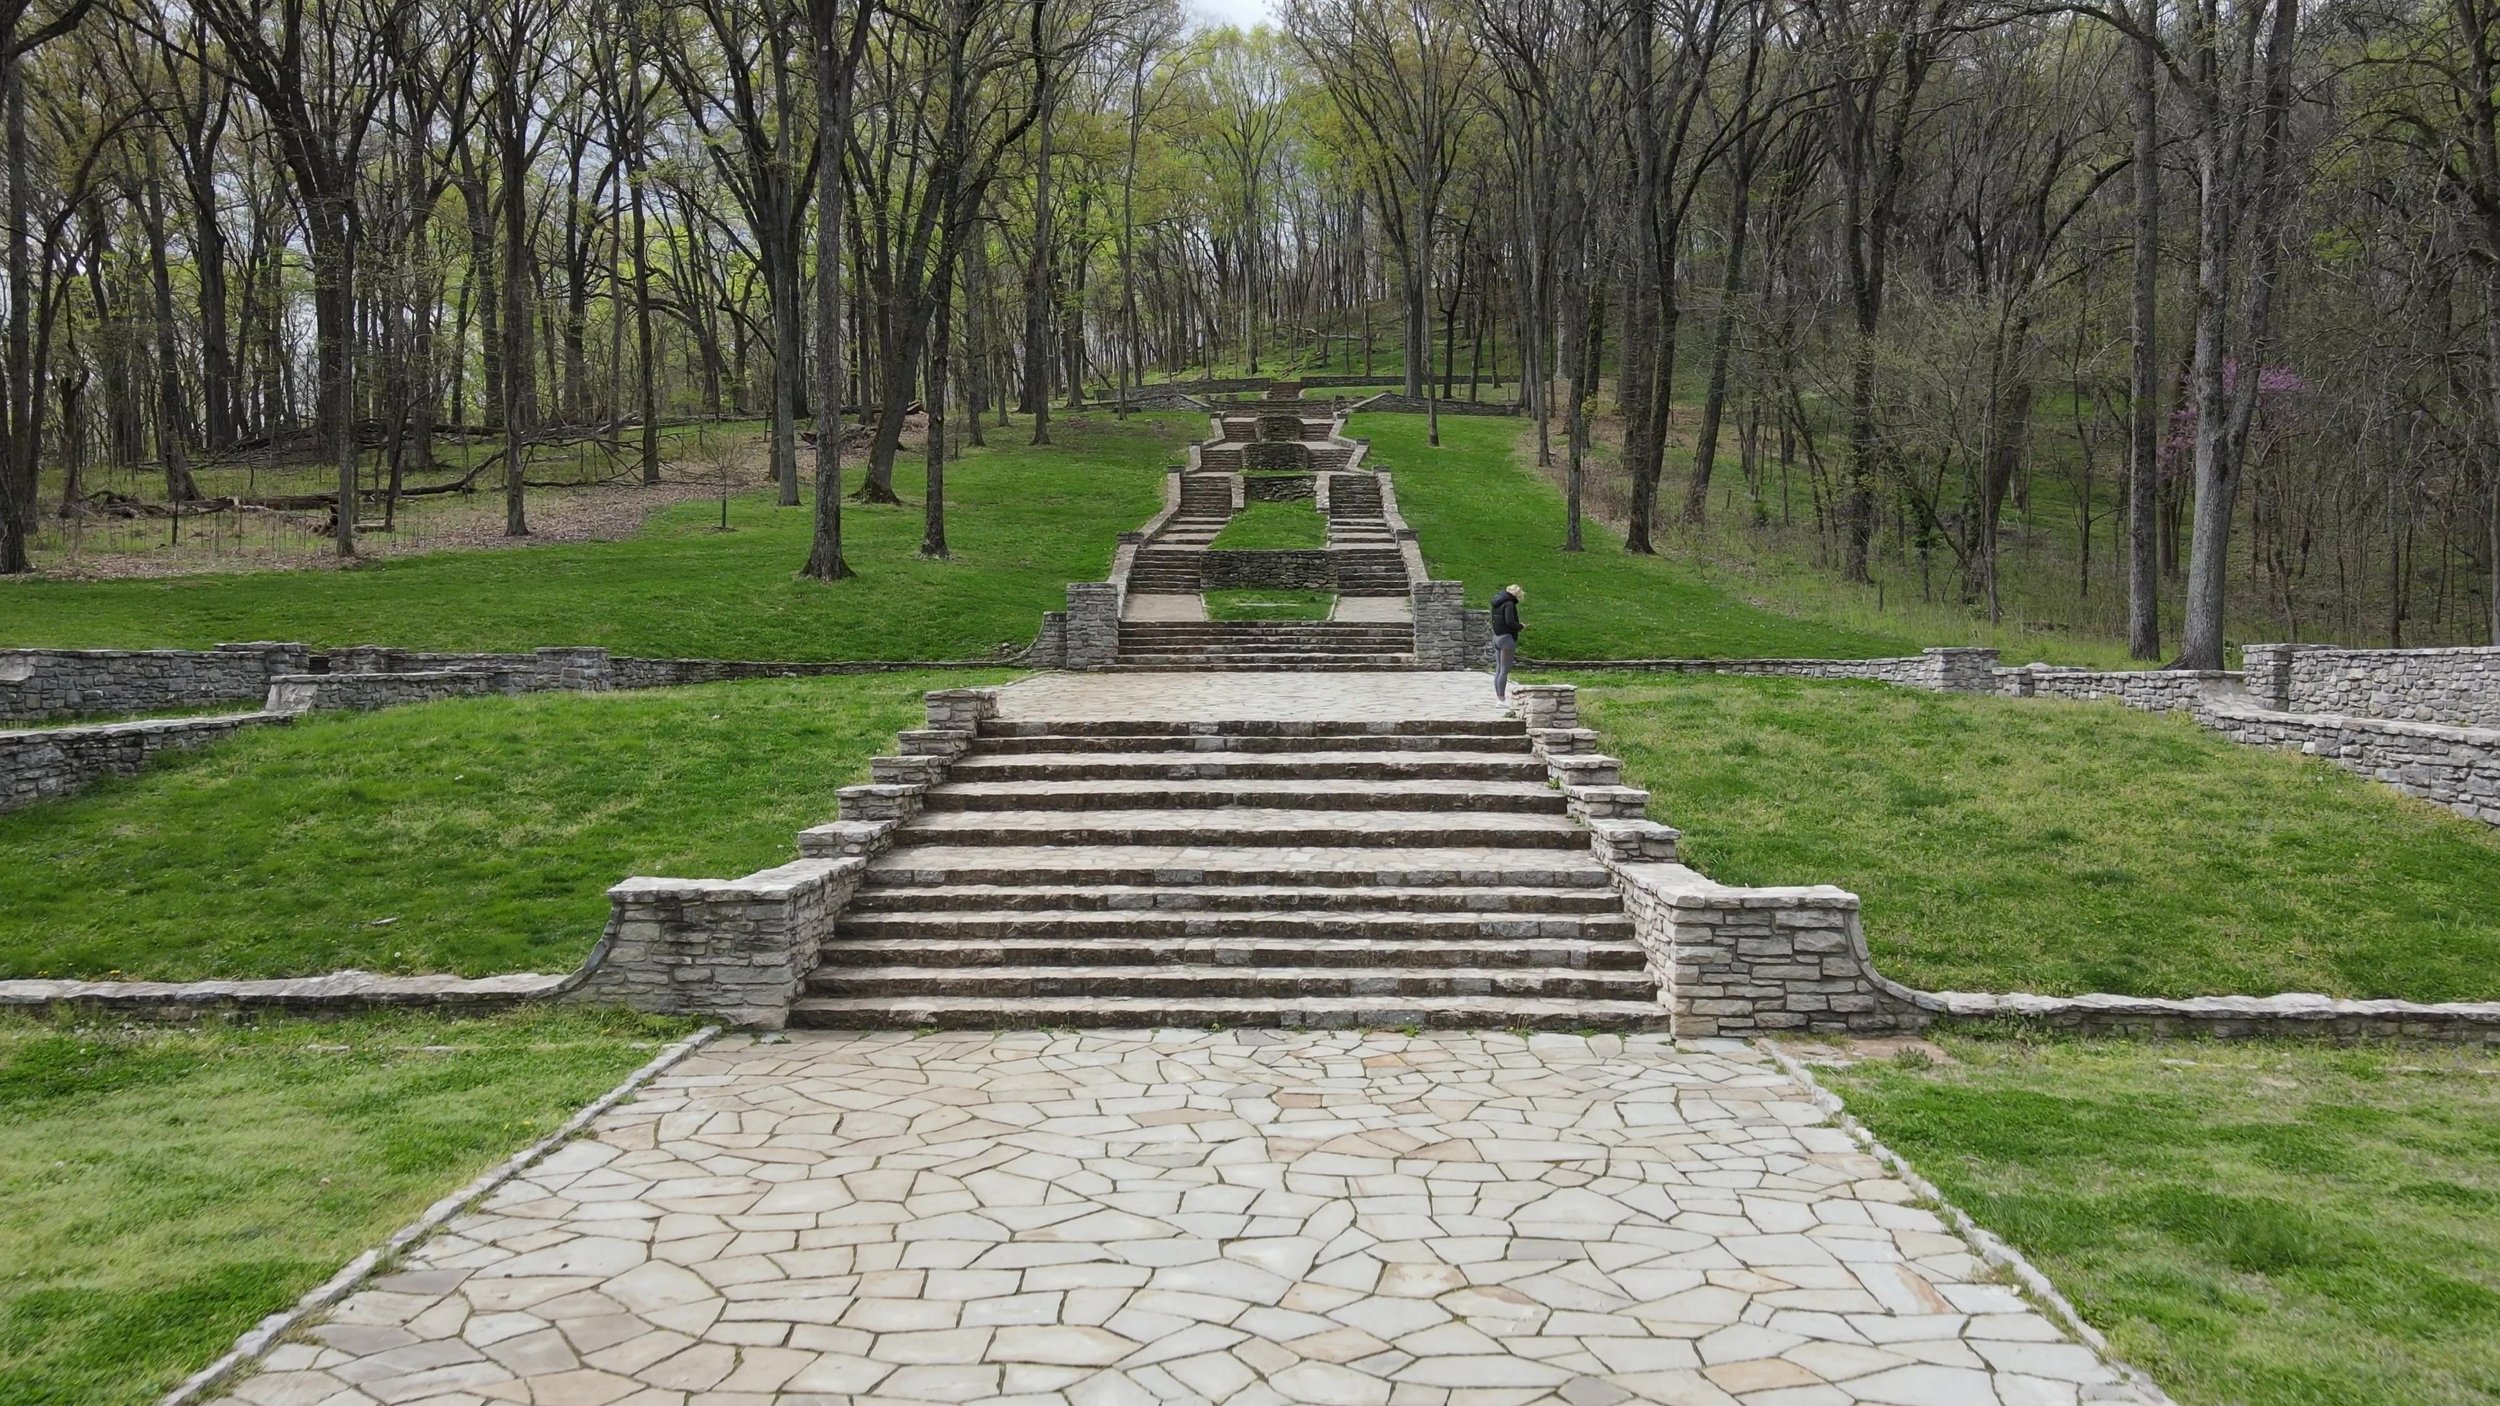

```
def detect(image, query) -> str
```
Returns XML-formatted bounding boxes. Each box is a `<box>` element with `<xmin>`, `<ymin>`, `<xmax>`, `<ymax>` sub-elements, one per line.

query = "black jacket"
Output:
<box><xmin>1491</xmin><ymin>590</ymin><xmax>1522</xmax><ymax>639</ymax></box>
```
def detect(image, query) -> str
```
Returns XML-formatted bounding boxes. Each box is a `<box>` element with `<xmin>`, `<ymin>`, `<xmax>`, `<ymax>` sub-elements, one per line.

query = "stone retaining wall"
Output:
<box><xmin>1996</xmin><ymin>664</ymin><xmax>2235</xmax><ymax>712</ymax></box>
<box><xmin>2196</xmin><ymin>694</ymin><xmax>2500</xmax><ymax>824</ymax></box>
<box><xmin>0</xmin><ymin>642</ymin><xmax>311</xmax><ymax>723</ymax></box>
<box><xmin>0</xmin><ymin>711</ymin><xmax>285</xmax><ymax>812</ymax></box>
<box><xmin>2243</xmin><ymin>643</ymin><xmax>2500</xmax><ymax>726</ymax></box>
<box><xmin>1528</xmin><ymin>648</ymin><xmax>2004</xmax><ymax>691</ymax></box>
<box><xmin>0</xmin><ymin>971</ymin><xmax>562</xmax><ymax>1017</ymax></box>
<box><xmin>267</xmin><ymin>670</ymin><xmax>520</xmax><ymax>713</ymax></box>
<box><xmin>1199</xmin><ymin>549</ymin><xmax>1338</xmax><ymax>592</ymax></box>
<box><xmin>1348</xmin><ymin>395</ymin><xmax>1522</xmax><ymax>417</ymax></box>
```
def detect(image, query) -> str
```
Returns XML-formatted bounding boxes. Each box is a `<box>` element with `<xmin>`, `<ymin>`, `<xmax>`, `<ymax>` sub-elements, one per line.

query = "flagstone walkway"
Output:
<box><xmin>223</xmin><ymin>1031</ymin><xmax>2150</xmax><ymax>1406</ymax></box>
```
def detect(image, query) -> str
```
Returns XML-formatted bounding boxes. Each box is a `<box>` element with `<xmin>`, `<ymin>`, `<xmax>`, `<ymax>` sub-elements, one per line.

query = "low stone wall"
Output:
<box><xmin>0</xmin><ymin>642</ymin><xmax>311</xmax><ymax>723</ymax></box>
<box><xmin>1527</xmin><ymin>648</ymin><xmax>2003</xmax><ymax>691</ymax></box>
<box><xmin>1241</xmin><ymin>442</ymin><xmax>1310</xmax><ymax>470</ymax></box>
<box><xmin>568</xmin><ymin>859</ymin><xmax>863</xmax><ymax>1029</ymax></box>
<box><xmin>1348</xmin><ymin>395</ymin><xmax>1522</xmax><ymax>417</ymax></box>
<box><xmin>267</xmin><ymin>670</ymin><xmax>519</xmax><ymax>713</ymax></box>
<box><xmin>2244</xmin><ymin>643</ymin><xmax>2500</xmax><ymax>726</ymax></box>
<box><xmin>1997</xmin><ymin>664</ymin><xmax>2236</xmax><ymax>712</ymax></box>
<box><xmin>0</xmin><ymin>711</ymin><xmax>285</xmax><ymax>812</ymax></box>
<box><xmin>1614</xmin><ymin>862</ymin><xmax>1905</xmax><ymax>1037</ymax></box>
<box><xmin>2196</xmin><ymin>694</ymin><xmax>2500</xmax><ymax>824</ymax></box>
<box><xmin>0</xmin><ymin>970</ymin><xmax>562</xmax><ymax>1017</ymax></box>
<box><xmin>613</xmin><ymin>656</ymin><xmax>1011</xmax><ymax>687</ymax></box>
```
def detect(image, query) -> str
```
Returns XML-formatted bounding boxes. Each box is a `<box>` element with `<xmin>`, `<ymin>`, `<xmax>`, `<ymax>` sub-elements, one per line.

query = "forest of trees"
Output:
<box><xmin>0</xmin><ymin>0</ymin><xmax>2496</xmax><ymax>661</ymax></box>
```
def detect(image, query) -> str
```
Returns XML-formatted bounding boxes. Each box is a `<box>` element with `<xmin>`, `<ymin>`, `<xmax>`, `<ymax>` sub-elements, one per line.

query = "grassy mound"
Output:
<box><xmin>1362</xmin><ymin>414</ymin><xmax>1916</xmax><ymax>659</ymax></box>
<box><xmin>0</xmin><ymin>414</ymin><xmax>1189</xmax><ymax>659</ymax></box>
<box><xmin>0</xmin><ymin>672</ymin><xmax>1003</xmax><ymax>980</ymax></box>
<box><xmin>1825</xmin><ymin>1034</ymin><xmax>2500</xmax><ymax>1406</ymax></box>
<box><xmin>1582</xmin><ymin>674</ymin><xmax>2500</xmax><ymax>1001</ymax></box>
<box><xmin>0</xmin><ymin>1009</ymin><xmax>690</xmax><ymax>1406</ymax></box>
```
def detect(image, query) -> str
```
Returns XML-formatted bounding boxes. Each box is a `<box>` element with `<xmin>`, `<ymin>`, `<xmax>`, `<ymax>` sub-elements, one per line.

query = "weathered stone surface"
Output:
<box><xmin>0</xmin><ymin>711</ymin><xmax>285</xmax><ymax>813</ymax></box>
<box><xmin>0</xmin><ymin>642</ymin><xmax>309</xmax><ymax>723</ymax></box>
<box><xmin>214</xmin><ymin>1030</ymin><xmax>2156</xmax><ymax>1406</ymax></box>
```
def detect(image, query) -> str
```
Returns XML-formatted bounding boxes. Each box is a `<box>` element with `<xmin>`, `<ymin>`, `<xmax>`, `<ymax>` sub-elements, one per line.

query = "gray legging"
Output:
<box><xmin>1493</xmin><ymin>634</ymin><xmax>1518</xmax><ymax>699</ymax></box>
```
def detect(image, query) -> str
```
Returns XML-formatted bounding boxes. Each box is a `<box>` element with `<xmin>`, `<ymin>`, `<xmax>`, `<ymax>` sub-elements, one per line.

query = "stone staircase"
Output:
<box><xmin>792</xmin><ymin>713</ymin><xmax>1664</xmax><ymax>1030</ymax></box>
<box><xmin>1111</xmin><ymin>621</ymin><xmax>1418</xmax><ymax>670</ymax></box>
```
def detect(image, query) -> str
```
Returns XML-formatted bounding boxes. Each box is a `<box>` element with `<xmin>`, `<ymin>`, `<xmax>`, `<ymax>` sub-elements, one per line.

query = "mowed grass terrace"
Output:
<box><xmin>1823</xmin><ymin>1034</ymin><xmax>2500</xmax><ymax>1406</ymax></box>
<box><xmin>0</xmin><ymin>672</ymin><xmax>1004</xmax><ymax>981</ymax></box>
<box><xmin>1580</xmin><ymin>673</ymin><xmax>2500</xmax><ymax>1001</ymax></box>
<box><xmin>0</xmin><ymin>1009</ymin><xmax>692</xmax><ymax>1406</ymax></box>
<box><xmin>0</xmin><ymin>412</ymin><xmax>1193</xmax><ymax>659</ymax></box>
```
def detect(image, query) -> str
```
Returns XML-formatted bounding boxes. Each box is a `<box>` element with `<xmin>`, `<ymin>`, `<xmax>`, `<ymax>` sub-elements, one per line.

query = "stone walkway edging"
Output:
<box><xmin>157</xmin><ymin>1024</ymin><xmax>720</xmax><ymax>1406</ymax></box>
<box><xmin>0</xmin><ymin>970</ymin><xmax>567</xmax><ymax>1016</ymax></box>
<box><xmin>1760</xmin><ymin>1040</ymin><xmax>2182</xmax><ymax>1406</ymax></box>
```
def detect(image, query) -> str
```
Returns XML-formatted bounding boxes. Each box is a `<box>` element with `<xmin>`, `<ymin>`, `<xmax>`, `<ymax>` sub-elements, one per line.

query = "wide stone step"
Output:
<box><xmin>919</xmin><ymin>778</ymin><xmax>1570</xmax><ymax>814</ymax></box>
<box><xmin>1107</xmin><ymin>653</ymin><xmax>1419</xmax><ymax>668</ymax></box>
<box><xmin>968</xmin><ymin>732</ymin><xmax>1532</xmax><ymax>755</ymax></box>
<box><xmin>977</xmin><ymin>719</ymin><xmax>1522</xmax><ymax>738</ymax></box>
<box><xmin>1115</xmin><ymin>639</ymin><xmax>1413</xmax><ymax>652</ymax></box>
<box><xmin>846</xmin><ymin>881</ymin><xmax>1622</xmax><ymax>913</ymax></box>
<box><xmin>1118</xmin><ymin>625</ymin><xmax>1413</xmax><ymax>637</ymax></box>
<box><xmin>815</xmin><ymin>935</ymin><xmax>1645</xmax><ymax>969</ymax></box>
<box><xmin>803</xmin><ymin>964</ymin><xmax>1657</xmax><ymax>1001</ymax></box>
<box><xmin>943</xmin><ymin>750</ymin><xmax>1547</xmax><ymax>781</ymax></box>
<box><xmin>1097</xmin><ymin>660</ymin><xmax>1421</xmax><ymax>671</ymax></box>
<box><xmin>889</xmin><ymin>808</ymin><xmax>1589</xmax><ymax>849</ymax></box>
<box><xmin>787</xmin><ymin>993</ymin><xmax>1668</xmax><ymax>1031</ymax></box>
<box><xmin>863</xmin><ymin>846</ymin><xmax>1615</xmax><ymax>889</ymax></box>
<box><xmin>837</xmin><ymin>906</ymin><xmax>1632</xmax><ymax>940</ymax></box>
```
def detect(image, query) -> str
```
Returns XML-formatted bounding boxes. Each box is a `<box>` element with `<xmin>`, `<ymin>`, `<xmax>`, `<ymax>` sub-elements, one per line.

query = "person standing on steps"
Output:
<box><xmin>1490</xmin><ymin>584</ymin><xmax>1525</xmax><ymax>701</ymax></box>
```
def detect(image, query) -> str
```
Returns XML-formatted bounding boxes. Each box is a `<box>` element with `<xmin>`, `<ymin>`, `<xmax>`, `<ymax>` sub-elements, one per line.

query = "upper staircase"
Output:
<box><xmin>793</xmin><ymin>713</ymin><xmax>1661</xmax><ymax>1030</ymax></box>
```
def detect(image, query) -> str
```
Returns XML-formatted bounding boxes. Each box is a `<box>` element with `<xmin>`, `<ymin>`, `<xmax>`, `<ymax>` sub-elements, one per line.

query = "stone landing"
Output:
<box><xmin>217</xmin><ymin>1030</ymin><xmax>2152</xmax><ymax>1406</ymax></box>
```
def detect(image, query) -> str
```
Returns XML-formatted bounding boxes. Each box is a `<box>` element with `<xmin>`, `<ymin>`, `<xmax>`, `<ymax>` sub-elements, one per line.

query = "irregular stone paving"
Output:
<box><xmin>223</xmin><ymin>1031</ymin><xmax>2151</xmax><ymax>1406</ymax></box>
<box><xmin>995</xmin><ymin>670</ymin><xmax>1504</xmax><ymax>723</ymax></box>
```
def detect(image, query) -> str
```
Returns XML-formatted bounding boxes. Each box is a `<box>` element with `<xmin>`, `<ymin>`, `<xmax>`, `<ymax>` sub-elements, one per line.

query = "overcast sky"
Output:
<box><xmin>1183</xmin><ymin>0</ymin><xmax>1279</xmax><ymax>31</ymax></box>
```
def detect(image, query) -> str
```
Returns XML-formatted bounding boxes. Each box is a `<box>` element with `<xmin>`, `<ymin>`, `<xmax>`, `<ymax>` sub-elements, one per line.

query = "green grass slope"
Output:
<box><xmin>0</xmin><ymin>1010</ymin><xmax>688</xmax><ymax>1406</ymax></box>
<box><xmin>0</xmin><ymin>414</ymin><xmax>1189</xmax><ymax>659</ymax></box>
<box><xmin>1361</xmin><ymin>414</ymin><xmax>1915</xmax><ymax>659</ymax></box>
<box><xmin>1583</xmin><ymin>674</ymin><xmax>2500</xmax><ymax>1001</ymax></box>
<box><xmin>1826</xmin><ymin>1035</ymin><xmax>2500</xmax><ymax>1406</ymax></box>
<box><xmin>0</xmin><ymin>672</ymin><xmax>1003</xmax><ymax>980</ymax></box>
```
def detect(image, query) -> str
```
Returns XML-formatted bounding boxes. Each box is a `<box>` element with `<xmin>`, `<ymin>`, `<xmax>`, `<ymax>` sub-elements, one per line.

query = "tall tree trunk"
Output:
<box><xmin>923</xmin><ymin>258</ymin><xmax>954</xmax><ymax>558</ymax></box>
<box><xmin>1022</xmin><ymin>74</ymin><xmax>1056</xmax><ymax>442</ymax></box>
<box><xmin>499</xmin><ymin>40</ymin><xmax>531</xmax><ymax>538</ymax></box>
<box><xmin>140</xmin><ymin>169</ymin><xmax>201</xmax><ymax>503</ymax></box>
<box><xmin>2126</xmin><ymin>0</ymin><xmax>2162</xmax><ymax>660</ymax></box>
<box><xmin>0</xmin><ymin>47</ymin><xmax>31</xmax><ymax>573</ymax></box>
<box><xmin>803</xmin><ymin>0</ymin><xmax>858</xmax><ymax>578</ymax></box>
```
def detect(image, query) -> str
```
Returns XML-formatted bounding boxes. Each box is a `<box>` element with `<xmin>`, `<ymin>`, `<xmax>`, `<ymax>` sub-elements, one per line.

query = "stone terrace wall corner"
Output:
<box><xmin>0</xmin><ymin>642</ymin><xmax>312</xmax><ymax>723</ymax></box>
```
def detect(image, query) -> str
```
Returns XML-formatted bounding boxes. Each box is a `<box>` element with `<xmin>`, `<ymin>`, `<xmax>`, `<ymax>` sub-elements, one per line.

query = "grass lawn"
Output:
<box><xmin>1821</xmin><ymin>1033</ymin><xmax>2500</xmax><ymax>1406</ymax></box>
<box><xmin>0</xmin><ymin>413</ymin><xmax>1190</xmax><ymax>659</ymax></box>
<box><xmin>0</xmin><ymin>671</ymin><xmax>1006</xmax><ymax>980</ymax></box>
<box><xmin>0</xmin><ymin>1008</ymin><xmax>692</xmax><ymax>1406</ymax></box>
<box><xmin>1209</xmin><ymin>500</ymin><xmax>1329</xmax><ymax>550</ymax></box>
<box><xmin>1204</xmin><ymin>590</ymin><xmax>1335</xmax><ymax>621</ymax></box>
<box><xmin>1361</xmin><ymin>414</ymin><xmax>1915</xmax><ymax>659</ymax></box>
<box><xmin>1578</xmin><ymin>674</ymin><xmax>2500</xmax><ymax>1000</ymax></box>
